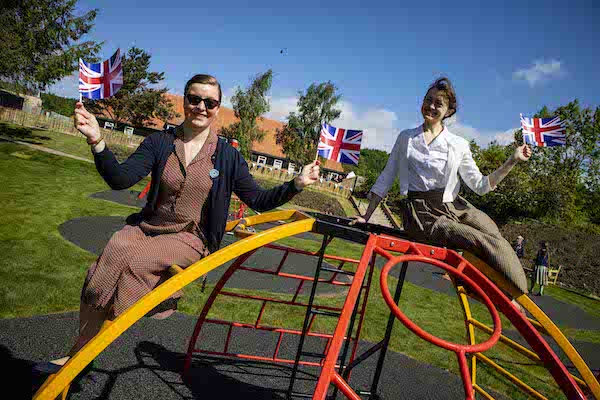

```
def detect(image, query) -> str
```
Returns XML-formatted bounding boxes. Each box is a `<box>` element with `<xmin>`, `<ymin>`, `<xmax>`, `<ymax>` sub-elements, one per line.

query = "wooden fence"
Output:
<box><xmin>249</xmin><ymin>163</ymin><xmax>352</xmax><ymax>198</ymax></box>
<box><xmin>0</xmin><ymin>106</ymin><xmax>143</xmax><ymax>148</ymax></box>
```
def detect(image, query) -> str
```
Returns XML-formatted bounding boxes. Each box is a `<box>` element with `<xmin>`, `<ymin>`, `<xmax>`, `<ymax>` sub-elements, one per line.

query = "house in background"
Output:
<box><xmin>146</xmin><ymin>94</ymin><xmax>346</xmax><ymax>180</ymax></box>
<box><xmin>0</xmin><ymin>90</ymin><xmax>42</xmax><ymax>113</ymax></box>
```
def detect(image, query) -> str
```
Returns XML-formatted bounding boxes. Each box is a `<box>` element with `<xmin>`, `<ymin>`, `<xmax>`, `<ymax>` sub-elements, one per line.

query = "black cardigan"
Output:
<box><xmin>93</xmin><ymin>128</ymin><xmax>301</xmax><ymax>253</ymax></box>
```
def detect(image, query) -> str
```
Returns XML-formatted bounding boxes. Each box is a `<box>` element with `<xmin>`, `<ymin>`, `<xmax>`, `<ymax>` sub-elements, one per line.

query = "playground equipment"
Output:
<box><xmin>33</xmin><ymin>210</ymin><xmax>599</xmax><ymax>400</ymax></box>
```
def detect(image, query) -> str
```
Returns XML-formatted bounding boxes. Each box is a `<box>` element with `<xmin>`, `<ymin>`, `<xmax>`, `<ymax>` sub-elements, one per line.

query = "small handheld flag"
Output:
<box><xmin>79</xmin><ymin>48</ymin><xmax>123</xmax><ymax>100</ymax></box>
<box><xmin>318</xmin><ymin>123</ymin><xmax>363</xmax><ymax>165</ymax></box>
<box><xmin>520</xmin><ymin>114</ymin><xmax>566</xmax><ymax>147</ymax></box>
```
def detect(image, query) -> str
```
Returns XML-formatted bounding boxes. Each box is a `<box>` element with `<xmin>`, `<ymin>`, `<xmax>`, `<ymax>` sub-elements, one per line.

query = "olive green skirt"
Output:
<box><xmin>401</xmin><ymin>190</ymin><xmax>528</xmax><ymax>293</ymax></box>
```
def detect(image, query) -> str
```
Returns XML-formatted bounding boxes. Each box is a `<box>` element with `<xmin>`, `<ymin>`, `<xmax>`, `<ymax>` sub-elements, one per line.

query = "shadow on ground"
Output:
<box><xmin>0</xmin><ymin>122</ymin><xmax>51</xmax><ymax>144</ymax></box>
<box><xmin>16</xmin><ymin>312</ymin><xmax>493</xmax><ymax>400</ymax></box>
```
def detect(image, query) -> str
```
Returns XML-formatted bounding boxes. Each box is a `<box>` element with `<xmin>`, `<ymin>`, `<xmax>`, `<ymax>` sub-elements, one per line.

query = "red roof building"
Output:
<box><xmin>149</xmin><ymin>94</ymin><xmax>345</xmax><ymax>174</ymax></box>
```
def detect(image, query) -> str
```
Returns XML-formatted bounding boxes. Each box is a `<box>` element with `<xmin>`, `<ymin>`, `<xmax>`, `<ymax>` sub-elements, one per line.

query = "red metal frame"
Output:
<box><xmin>183</xmin><ymin>230</ymin><xmax>587</xmax><ymax>400</ymax></box>
<box><xmin>313</xmin><ymin>234</ymin><xmax>378</xmax><ymax>400</ymax></box>
<box><xmin>229</xmin><ymin>194</ymin><xmax>247</xmax><ymax>220</ymax></box>
<box><xmin>379</xmin><ymin>254</ymin><xmax>501</xmax><ymax>400</ymax></box>
<box><xmin>312</xmin><ymin>234</ymin><xmax>586</xmax><ymax>400</ymax></box>
<box><xmin>183</xmin><ymin>242</ymin><xmax>367</xmax><ymax>375</ymax></box>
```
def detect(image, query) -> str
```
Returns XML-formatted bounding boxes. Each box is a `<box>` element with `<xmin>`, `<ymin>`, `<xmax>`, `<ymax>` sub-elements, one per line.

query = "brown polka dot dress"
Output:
<box><xmin>82</xmin><ymin>128</ymin><xmax>217</xmax><ymax>317</ymax></box>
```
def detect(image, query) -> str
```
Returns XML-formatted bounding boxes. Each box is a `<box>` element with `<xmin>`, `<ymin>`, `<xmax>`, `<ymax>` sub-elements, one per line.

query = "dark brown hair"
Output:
<box><xmin>184</xmin><ymin>74</ymin><xmax>222</xmax><ymax>102</ymax></box>
<box><xmin>426</xmin><ymin>77</ymin><xmax>457</xmax><ymax>120</ymax></box>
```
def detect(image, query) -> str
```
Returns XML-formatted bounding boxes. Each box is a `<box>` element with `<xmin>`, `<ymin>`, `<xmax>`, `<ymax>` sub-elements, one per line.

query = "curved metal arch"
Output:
<box><xmin>33</xmin><ymin>211</ymin><xmax>316</xmax><ymax>400</ymax></box>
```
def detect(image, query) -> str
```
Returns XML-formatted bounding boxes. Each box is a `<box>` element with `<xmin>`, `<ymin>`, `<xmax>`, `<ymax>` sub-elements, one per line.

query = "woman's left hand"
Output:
<box><xmin>514</xmin><ymin>144</ymin><xmax>532</xmax><ymax>162</ymax></box>
<box><xmin>294</xmin><ymin>160</ymin><xmax>321</xmax><ymax>190</ymax></box>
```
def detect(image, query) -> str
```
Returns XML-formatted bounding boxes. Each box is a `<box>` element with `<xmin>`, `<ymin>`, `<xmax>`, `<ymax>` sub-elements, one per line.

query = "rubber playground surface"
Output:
<box><xmin>4</xmin><ymin>189</ymin><xmax>600</xmax><ymax>399</ymax></box>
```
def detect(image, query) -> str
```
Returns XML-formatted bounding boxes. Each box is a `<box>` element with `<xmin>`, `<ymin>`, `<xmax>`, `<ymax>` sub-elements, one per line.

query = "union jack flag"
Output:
<box><xmin>79</xmin><ymin>48</ymin><xmax>123</xmax><ymax>100</ymax></box>
<box><xmin>318</xmin><ymin>123</ymin><xmax>363</xmax><ymax>165</ymax></box>
<box><xmin>520</xmin><ymin>114</ymin><xmax>566</xmax><ymax>147</ymax></box>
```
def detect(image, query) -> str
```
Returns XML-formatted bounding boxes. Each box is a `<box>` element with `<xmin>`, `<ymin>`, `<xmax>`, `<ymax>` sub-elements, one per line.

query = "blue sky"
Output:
<box><xmin>50</xmin><ymin>0</ymin><xmax>600</xmax><ymax>151</ymax></box>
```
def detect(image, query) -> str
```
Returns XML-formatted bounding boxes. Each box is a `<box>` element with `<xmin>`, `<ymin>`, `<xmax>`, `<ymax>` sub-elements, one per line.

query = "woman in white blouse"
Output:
<box><xmin>351</xmin><ymin>77</ymin><xmax>531</xmax><ymax>296</ymax></box>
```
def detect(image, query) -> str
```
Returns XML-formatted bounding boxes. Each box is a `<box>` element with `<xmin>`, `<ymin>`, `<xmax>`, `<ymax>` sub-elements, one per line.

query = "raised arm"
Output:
<box><xmin>74</xmin><ymin>102</ymin><xmax>155</xmax><ymax>190</ymax></box>
<box><xmin>488</xmin><ymin>144</ymin><xmax>532</xmax><ymax>188</ymax></box>
<box><xmin>459</xmin><ymin>143</ymin><xmax>531</xmax><ymax>195</ymax></box>
<box><xmin>234</xmin><ymin>156</ymin><xmax>319</xmax><ymax>212</ymax></box>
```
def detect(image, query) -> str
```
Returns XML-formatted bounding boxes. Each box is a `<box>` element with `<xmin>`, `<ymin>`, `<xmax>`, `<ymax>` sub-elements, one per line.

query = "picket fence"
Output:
<box><xmin>0</xmin><ymin>106</ymin><xmax>142</xmax><ymax>148</ymax></box>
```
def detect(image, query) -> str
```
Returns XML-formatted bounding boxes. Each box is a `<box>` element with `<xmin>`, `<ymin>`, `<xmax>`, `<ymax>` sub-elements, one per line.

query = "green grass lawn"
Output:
<box><xmin>543</xmin><ymin>286</ymin><xmax>600</xmax><ymax>319</ymax></box>
<box><xmin>1</xmin><ymin>129</ymin><xmax>598</xmax><ymax>399</ymax></box>
<box><xmin>1</xmin><ymin>122</ymin><xmax>94</xmax><ymax>161</ymax></box>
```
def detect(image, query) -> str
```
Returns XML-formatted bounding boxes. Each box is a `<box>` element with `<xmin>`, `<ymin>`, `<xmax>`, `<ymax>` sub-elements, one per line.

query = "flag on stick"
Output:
<box><xmin>317</xmin><ymin>123</ymin><xmax>363</xmax><ymax>165</ymax></box>
<box><xmin>79</xmin><ymin>48</ymin><xmax>123</xmax><ymax>100</ymax></box>
<box><xmin>520</xmin><ymin>114</ymin><xmax>566</xmax><ymax>147</ymax></box>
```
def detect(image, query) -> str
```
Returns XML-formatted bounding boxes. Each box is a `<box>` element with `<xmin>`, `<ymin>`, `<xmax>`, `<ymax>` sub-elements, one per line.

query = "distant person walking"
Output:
<box><xmin>531</xmin><ymin>241</ymin><xmax>550</xmax><ymax>295</ymax></box>
<box><xmin>514</xmin><ymin>235</ymin><xmax>525</xmax><ymax>259</ymax></box>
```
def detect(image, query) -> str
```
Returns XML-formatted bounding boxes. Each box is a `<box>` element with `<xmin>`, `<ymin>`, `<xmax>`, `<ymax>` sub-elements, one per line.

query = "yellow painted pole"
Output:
<box><xmin>469</xmin><ymin>318</ymin><xmax>588</xmax><ymax>389</ymax></box>
<box><xmin>463</xmin><ymin>252</ymin><xmax>600</xmax><ymax>399</ymax></box>
<box><xmin>473</xmin><ymin>384</ymin><xmax>495</xmax><ymax>400</ymax></box>
<box><xmin>454</xmin><ymin>283</ymin><xmax>478</xmax><ymax>385</ymax></box>
<box><xmin>475</xmin><ymin>353</ymin><xmax>548</xmax><ymax>400</ymax></box>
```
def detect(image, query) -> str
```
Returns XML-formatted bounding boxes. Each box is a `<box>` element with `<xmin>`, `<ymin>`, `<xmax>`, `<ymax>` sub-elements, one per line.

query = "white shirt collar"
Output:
<box><xmin>415</xmin><ymin>124</ymin><xmax>450</xmax><ymax>145</ymax></box>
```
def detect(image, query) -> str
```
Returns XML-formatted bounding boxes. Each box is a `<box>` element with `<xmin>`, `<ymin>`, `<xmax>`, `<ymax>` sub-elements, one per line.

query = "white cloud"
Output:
<box><xmin>513</xmin><ymin>59</ymin><xmax>564</xmax><ymax>87</ymax></box>
<box><xmin>46</xmin><ymin>72</ymin><xmax>79</xmax><ymax>99</ymax></box>
<box><xmin>333</xmin><ymin>101</ymin><xmax>400</xmax><ymax>152</ymax></box>
<box><xmin>220</xmin><ymin>86</ymin><xmax>237</xmax><ymax>109</ymax></box>
<box><xmin>449</xmin><ymin>118</ymin><xmax>519</xmax><ymax>145</ymax></box>
<box><xmin>263</xmin><ymin>96</ymin><xmax>402</xmax><ymax>152</ymax></box>
<box><xmin>264</xmin><ymin>96</ymin><xmax>298</xmax><ymax>121</ymax></box>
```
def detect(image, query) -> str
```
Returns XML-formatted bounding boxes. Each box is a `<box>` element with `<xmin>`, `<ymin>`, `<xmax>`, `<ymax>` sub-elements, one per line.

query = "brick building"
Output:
<box><xmin>141</xmin><ymin>94</ymin><xmax>347</xmax><ymax>180</ymax></box>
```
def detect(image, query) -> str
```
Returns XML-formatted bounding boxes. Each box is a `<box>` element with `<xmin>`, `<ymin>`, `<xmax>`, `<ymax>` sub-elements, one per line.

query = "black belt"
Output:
<box><xmin>407</xmin><ymin>188</ymin><xmax>445</xmax><ymax>200</ymax></box>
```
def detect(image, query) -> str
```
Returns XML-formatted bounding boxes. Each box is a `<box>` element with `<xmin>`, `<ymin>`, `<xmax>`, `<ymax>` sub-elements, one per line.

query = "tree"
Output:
<box><xmin>526</xmin><ymin>101</ymin><xmax>600</xmax><ymax>222</ymax></box>
<box><xmin>219</xmin><ymin>70</ymin><xmax>272</xmax><ymax>159</ymax></box>
<box><xmin>85</xmin><ymin>47</ymin><xmax>178</xmax><ymax>129</ymax></box>
<box><xmin>343</xmin><ymin>148</ymin><xmax>389</xmax><ymax>192</ymax></box>
<box><xmin>463</xmin><ymin>139</ymin><xmax>534</xmax><ymax>223</ymax></box>
<box><xmin>464</xmin><ymin>100</ymin><xmax>600</xmax><ymax>225</ymax></box>
<box><xmin>276</xmin><ymin>82</ymin><xmax>342</xmax><ymax>165</ymax></box>
<box><xmin>40</xmin><ymin>92</ymin><xmax>77</xmax><ymax>117</ymax></box>
<box><xmin>0</xmin><ymin>0</ymin><xmax>101</xmax><ymax>93</ymax></box>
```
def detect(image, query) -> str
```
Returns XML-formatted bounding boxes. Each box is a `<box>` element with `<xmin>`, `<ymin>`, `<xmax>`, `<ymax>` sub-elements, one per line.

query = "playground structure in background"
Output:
<box><xmin>34</xmin><ymin>210</ymin><xmax>599</xmax><ymax>400</ymax></box>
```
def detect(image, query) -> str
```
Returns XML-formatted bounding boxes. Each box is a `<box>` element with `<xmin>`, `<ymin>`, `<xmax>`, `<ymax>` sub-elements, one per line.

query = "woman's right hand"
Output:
<box><xmin>74</xmin><ymin>102</ymin><xmax>101</xmax><ymax>142</ymax></box>
<box><xmin>348</xmin><ymin>215</ymin><xmax>367</xmax><ymax>226</ymax></box>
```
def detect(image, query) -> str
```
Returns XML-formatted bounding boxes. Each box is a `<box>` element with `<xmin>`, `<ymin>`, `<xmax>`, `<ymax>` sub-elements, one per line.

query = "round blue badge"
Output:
<box><xmin>209</xmin><ymin>168</ymin><xmax>220</xmax><ymax>178</ymax></box>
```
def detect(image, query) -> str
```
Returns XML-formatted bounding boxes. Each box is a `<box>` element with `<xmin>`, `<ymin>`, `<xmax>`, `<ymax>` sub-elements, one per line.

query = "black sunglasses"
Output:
<box><xmin>185</xmin><ymin>94</ymin><xmax>220</xmax><ymax>109</ymax></box>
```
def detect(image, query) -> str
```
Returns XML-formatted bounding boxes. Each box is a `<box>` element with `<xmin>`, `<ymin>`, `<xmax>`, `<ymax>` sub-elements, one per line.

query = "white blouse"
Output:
<box><xmin>407</xmin><ymin>128</ymin><xmax>449</xmax><ymax>191</ymax></box>
<box><xmin>370</xmin><ymin>125</ymin><xmax>493</xmax><ymax>203</ymax></box>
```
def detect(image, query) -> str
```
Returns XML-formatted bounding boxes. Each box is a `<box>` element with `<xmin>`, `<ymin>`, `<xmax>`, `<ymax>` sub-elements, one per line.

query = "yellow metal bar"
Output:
<box><xmin>526</xmin><ymin>317</ymin><xmax>551</xmax><ymax>336</ymax></box>
<box><xmin>469</xmin><ymin>317</ymin><xmax>589</xmax><ymax>389</ymax></box>
<box><xmin>463</xmin><ymin>252</ymin><xmax>600</xmax><ymax>399</ymax></box>
<box><xmin>475</xmin><ymin>353</ymin><xmax>548</xmax><ymax>400</ymax></box>
<box><xmin>469</xmin><ymin>318</ymin><xmax>588</xmax><ymax>388</ymax></box>
<box><xmin>454</xmin><ymin>283</ymin><xmax>478</xmax><ymax>385</ymax></box>
<box><xmin>469</xmin><ymin>318</ymin><xmax>541</xmax><ymax>363</ymax></box>
<box><xmin>473</xmin><ymin>384</ymin><xmax>495</xmax><ymax>400</ymax></box>
<box><xmin>33</xmin><ymin>214</ymin><xmax>316</xmax><ymax>400</ymax></box>
<box><xmin>225</xmin><ymin>209</ymin><xmax>308</xmax><ymax>232</ymax></box>
<box><xmin>224</xmin><ymin>209</ymin><xmax>301</xmax><ymax>232</ymax></box>
<box><xmin>233</xmin><ymin>229</ymin><xmax>256</xmax><ymax>239</ymax></box>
